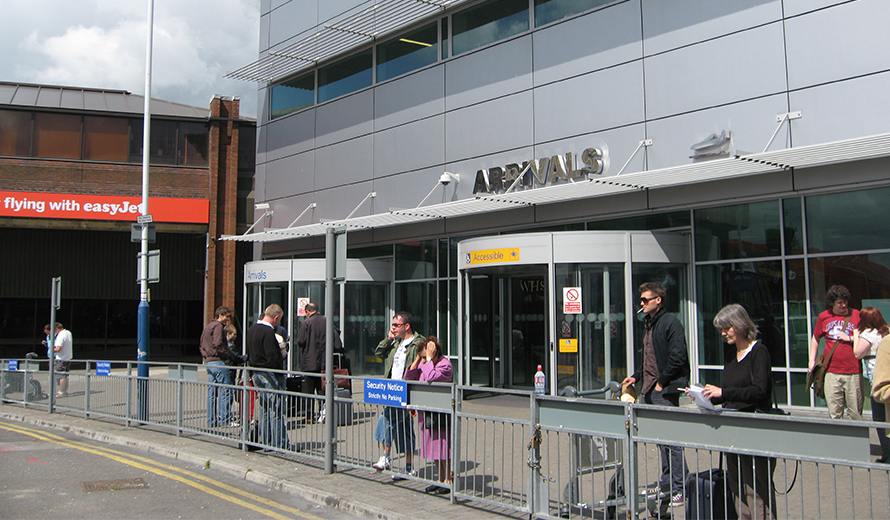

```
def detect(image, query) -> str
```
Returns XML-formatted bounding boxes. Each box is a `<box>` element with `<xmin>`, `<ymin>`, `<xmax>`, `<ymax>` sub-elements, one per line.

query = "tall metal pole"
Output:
<box><xmin>137</xmin><ymin>0</ymin><xmax>154</xmax><ymax>422</ymax></box>
<box><xmin>323</xmin><ymin>227</ymin><xmax>335</xmax><ymax>473</ymax></box>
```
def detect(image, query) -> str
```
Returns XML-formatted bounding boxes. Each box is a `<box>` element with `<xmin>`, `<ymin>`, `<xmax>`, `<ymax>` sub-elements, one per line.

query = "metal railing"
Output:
<box><xmin>2</xmin><ymin>358</ymin><xmax>888</xmax><ymax>519</ymax></box>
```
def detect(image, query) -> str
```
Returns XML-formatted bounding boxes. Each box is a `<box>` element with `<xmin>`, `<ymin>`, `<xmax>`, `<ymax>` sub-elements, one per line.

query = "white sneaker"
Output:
<box><xmin>372</xmin><ymin>455</ymin><xmax>391</xmax><ymax>471</ymax></box>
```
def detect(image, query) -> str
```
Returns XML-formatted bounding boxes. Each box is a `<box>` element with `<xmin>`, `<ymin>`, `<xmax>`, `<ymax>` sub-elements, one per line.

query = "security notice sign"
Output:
<box><xmin>563</xmin><ymin>287</ymin><xmax>582</xmax><ymax>314</ymax></box>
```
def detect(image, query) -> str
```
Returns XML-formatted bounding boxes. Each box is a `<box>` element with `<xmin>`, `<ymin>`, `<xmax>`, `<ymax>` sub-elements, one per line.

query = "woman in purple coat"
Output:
<box><xmin>404</xmin><ymin>336</ymin><xmax>453</xmax><ymax>494</ymax></box>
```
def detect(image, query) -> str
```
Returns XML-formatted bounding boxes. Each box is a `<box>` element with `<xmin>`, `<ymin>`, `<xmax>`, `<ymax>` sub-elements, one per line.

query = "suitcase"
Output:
<box><xmin>685</xmin><ymin>468</ymin><xmax>738</xmax><ymax>520</ymax></box>
<box><xmin>319</xmin><ymin>387</ymin><xmax>354</xmax><ymax>426</ymax></box>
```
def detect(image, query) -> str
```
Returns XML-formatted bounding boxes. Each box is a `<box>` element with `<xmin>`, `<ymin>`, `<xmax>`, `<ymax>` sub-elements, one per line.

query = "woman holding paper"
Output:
<box><xmin>699</xmin><ymin>304</ymin><xmax>775</xmax><ymax>520</ymax></box>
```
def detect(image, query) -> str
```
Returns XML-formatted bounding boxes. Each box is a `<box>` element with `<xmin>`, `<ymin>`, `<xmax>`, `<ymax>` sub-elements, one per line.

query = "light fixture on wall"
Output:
<box><xmin>417</xmin><ymin>172</ymin><xmax>459</xmax><ymax>208</ymax></box>
<box><xmin>243</xmin><ymin>202</ymin><xmax>274</xmax><ymax>235</ymax></box>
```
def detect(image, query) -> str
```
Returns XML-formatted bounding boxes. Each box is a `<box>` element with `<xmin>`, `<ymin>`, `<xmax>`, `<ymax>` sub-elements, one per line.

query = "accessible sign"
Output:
<box><xmin>1</xmin><ymin>191</ymin><xmax>209</xmax><ymax>223</ymax></box>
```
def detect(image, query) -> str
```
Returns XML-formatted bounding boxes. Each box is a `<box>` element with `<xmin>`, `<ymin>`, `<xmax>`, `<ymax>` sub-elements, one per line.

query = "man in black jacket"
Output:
<box><xmin>622</xmin><ymin>282</ymin><xmax>689</xmax><ymax>506</ymax></box>
<box><xmin>297</xmin><ymin>302</ymin><xmax>341</xmax><ymax>423</ymax></box>
<box><xmin>246</xmin><ymin>304</ymin><xmax>291</xmax><ymax>450</ymax></box>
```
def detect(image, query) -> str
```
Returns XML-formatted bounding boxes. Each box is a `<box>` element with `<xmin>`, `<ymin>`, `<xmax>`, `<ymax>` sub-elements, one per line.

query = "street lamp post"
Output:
<box><xmin>137</xmin><ymin>0</ymin><xmax>154</xmax><ymax>422</ymax></box>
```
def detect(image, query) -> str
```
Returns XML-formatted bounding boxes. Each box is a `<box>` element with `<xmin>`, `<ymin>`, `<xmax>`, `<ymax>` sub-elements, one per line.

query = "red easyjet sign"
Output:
<box><xmin>1</xmin><ymin>191</ymin><xmax>209</xmax><ymax>223</ymax></box>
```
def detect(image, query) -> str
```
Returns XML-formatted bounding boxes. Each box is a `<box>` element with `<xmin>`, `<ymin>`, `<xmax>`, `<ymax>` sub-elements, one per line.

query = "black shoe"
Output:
<box><xmin>425</xmin><ymin>484</ymin><xmax>439</xmax><ymax>493</ymax></box>
<box><xmin>435</xmin><ymin>485</ymin><xmax>450</xmax><ymax>495</ymax></box>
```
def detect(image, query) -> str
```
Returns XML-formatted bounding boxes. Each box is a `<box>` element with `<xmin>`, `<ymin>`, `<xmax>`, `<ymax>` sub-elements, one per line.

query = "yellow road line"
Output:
<box><xmin>0</xmin><ymin>421</ymin><xmax>323</xmax><ymax>520</ymax></box>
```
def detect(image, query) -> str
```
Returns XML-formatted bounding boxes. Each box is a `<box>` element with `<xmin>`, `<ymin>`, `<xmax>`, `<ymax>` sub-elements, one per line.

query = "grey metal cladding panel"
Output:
<box><xmin>534</xmin><ymin>61</ymin><xmax>644</xmax><ymax>143</ymax></box>
<box><xmin>372</xmin><ymin>218</ymin><xmax>447</xmax><ymax>244</ymax></box>
<box><xmin>35</xmin><ymin>87</ymin><xmax>62</xmax><ymax>108</ymax></box>
<box><xmin>641</xmin><ymin>0</ymin><xmax>782</xmax><ymax>56</ymax></box>
<box><xmin>265</xmin><ymin>150</ymin><xmax>315</xmax><ymax>198</ymax></box>
<box><xmin>319</xmin><ymin>0</ymin><xmax>366</xmax><ymax>23</ymax></box>
<box><xmin>264</xmin><ymin>108</ymin><xmax>316</xmax><ymax>162</ymax></box>
<box><xmin>788</xmin><ymin>73</ymin><xmax>890</xmax><ymax>148</ymax></box>
<box><xmin>445</xmin><ymin>91</ymin><xmax>534</xmax><ymax>163</ymax></box>
<box><xmin>644</xmin><ymin>94</ymin><xmax>789</xmax><ymax>171</ymax></box>
<box><xmin>260</xmin><ymin>12</ymin><xmax>271</xmax><ymax>50</ymax></box>
<box><xmin>313</xmin><ymin>180</ymin><xmax>377</xmax><ymax>221</ymax></box>
<box><xmin>266</xmin><ymin>193</ymin><xmax>318</xmax><ymax>229</ymax></box>
<box><xmin>315</xmin><ymin>89</ymin><xmax>374</xmax><ymax>148</ymax></box>
<box><xmin>374</xmin><ymin>66</ymin><xmax>445</xmax><ymax>131</ymax></box>
<box><xmin>445</xmin><ymin>205</ymin><xmax>536</xmax><ymax>235</ymax></box>
<box><xmin>314</xmin><ymin>134</ymin><xmax>373</xmax><ymax>190</ymax></box>
<box><xmin>535</xmin><ymin>124</ymin><xmax>643</xmax><ymax>178</ymax></box>
<box><xmin>59</xmin><ymin>90</ymin><xmax>84</xmax><ymax>110</ymax></box>
<box><xmin>785</xmin><ymin>0</ymin><xmax>890</xmax><ymax>91</ymax></box>
<box><xmin>783</xmin><ymin>0</ymin><xmax>850</xmax><ymax>17</ymax></box>
<box><xmin>105</xmin><ymin>92</ymin><xmax>135</xmax><ymax>113</ymax></box>
<box><xmin>83</xmin><ymin>91</ymin><xmax>108</xmax><ymax>111</ymax></box>
<box><xmin>269</xmin><ymin>0</ymin><xmax>318</xmax><ymax>50</ymax></box>
<box><xmin>444</xmin><ymin>36</ymin><xmax>533</xmax><ymax>111</ymax></box>
<box><xmin>373</xmin><ymin>115</ymin><xmax>445</xmax><ymax>177</ymax></box>
<box><xmin>532</xmin><ymin>0</ymin><xmax>642</xmax><ymax>86</ymax></box>
<box><xmin>644</xmin><ymin>23</ymin><xmax>787</xmax><ymax>121</ymax></box>
<box><xmin>0</xmin><ymin>84</ymin><xmax>16</xmax><ymax>104</ymax></box>
<box><xmin>10</xmin><ymin>85</ymin><xmax>38</xmax><ymax>105</ymax></box>
<box><xmin>534</xmin><ymin>190</ymin><xmax>648</xmax><ymax>224</ymax></box>
<box><xmin>372</xmin><ymin>165</ymin><xmax>445</xmax><ymax>214</ymax></box>
<box><xmin>793</xmin><ymin>156</ymin><xmax>890</xmax><ymax>192</ymax></box>
<box><xmin>647</xmin><ymin>169</ymin><xmax>793</xmax><ymax>209</ymax></box>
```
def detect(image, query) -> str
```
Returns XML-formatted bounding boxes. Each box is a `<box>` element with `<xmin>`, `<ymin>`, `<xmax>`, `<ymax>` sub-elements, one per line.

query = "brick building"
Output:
<box><xmin>0</xmin><ymin>82</ymin><xmax>255</xmax><ymax>361</ymax></box>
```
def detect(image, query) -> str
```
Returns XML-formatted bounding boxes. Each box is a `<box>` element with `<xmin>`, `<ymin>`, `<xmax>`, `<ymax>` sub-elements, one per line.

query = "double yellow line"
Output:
<box><xmin>0</xmin><ymin>420</ymin><xmax>322</xmax><ymax>520</ymax></box>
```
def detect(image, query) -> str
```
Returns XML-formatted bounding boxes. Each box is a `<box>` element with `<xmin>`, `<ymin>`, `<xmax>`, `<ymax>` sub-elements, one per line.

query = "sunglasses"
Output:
<box><xmin>640</xmin><ymin>296</ymin><xmax>658</xmax><ymax>304</ymax></box>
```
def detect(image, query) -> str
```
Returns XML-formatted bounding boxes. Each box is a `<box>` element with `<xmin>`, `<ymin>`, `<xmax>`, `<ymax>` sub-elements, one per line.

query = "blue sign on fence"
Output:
<box><xmin>8</xmin><ymin>360</ymin><xmax>18</xmax><ymax>371</ymax></box>
<box><xmin>364</xmin><ymin>378</ymin><xmax>408</xmax><ymax>407</ymax></box>
<box><xmin>96</xmin><ymin>361</ymin><xmax>111</xmax><ymax>376</ymax></box>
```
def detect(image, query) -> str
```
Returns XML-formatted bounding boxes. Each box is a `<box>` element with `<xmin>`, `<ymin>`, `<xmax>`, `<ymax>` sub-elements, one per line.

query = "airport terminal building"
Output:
<box><xmin>229</xmin><ymin>0</ymin><xmax>890</xmax><ymax>410</ymax></box>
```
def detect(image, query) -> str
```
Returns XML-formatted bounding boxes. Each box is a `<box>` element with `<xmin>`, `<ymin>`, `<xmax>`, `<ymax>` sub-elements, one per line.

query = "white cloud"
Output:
<box><xmin>2</xmin><ymin>1</ymin><xmax>260</xmax><ymax>118</ymax></box>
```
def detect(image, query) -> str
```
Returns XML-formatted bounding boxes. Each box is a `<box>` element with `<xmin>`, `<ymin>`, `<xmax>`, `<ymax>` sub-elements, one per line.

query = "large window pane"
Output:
<box><xmin>786</xmin><ymin>258</ymin><xmax>809</xmax><ymax>369</ymax></box>
<box><xmin>395</xmin><ymin>240</ymin><xmax>437</xmax><ymax>280</ymax></box>
<box><xmin>696</xmin><ymin>261</ymin><xmax>785</xmax><ymax>368</ymax></box>
<box><xmin>808</xmin><ymin>253</ymin><xmax>890</xmax><ymax>318</ymax></box>
<box><xmin>588</xmin><ymin>210</ymin><xmax>690</xmax><ymax>231</ymax></box>
<box><xmin>82</xmin><ymin>116</ymin><xmax>128</xmax><ymax>161</ymax></box>
<box><xmin>782</xmin><ymin>197</ymin><xmax>804</xmax><ymax>255</ymax></box>
<box><xmin>395</xmin><ymin>281</ymin><xmax>436</xmax><ymax>341</ymax></box>
<box><xmin>377</xmin><ymin>23</ymin><xmax>438</xmax><ymax>82</ymax></box>
<box><xmin>33</xmin><ymin>112</ymin><xmax>80</xmax><ymax>159</ymax></box>
<box><xmin>535</xmin><ymin>0</ymin><xmax>614</xmax><ymax>27</ymax></box>
<box><xmin>318</xmin><ymin>49</ymin><xmax>372</xmax><ymax>103</ymax></box>
<box><xmin>452</xmin><ymin>0</ymin><xmax>529</xmax><ymax>56</ymax></box>
<box><xmin>0</xmin><ymin>110</ymin><xmax>31</xmax><ymax>156</ymax></box>
<box><xmin>179</xmin><ymin>122</ymin><xmax>208</xmax><ymax>166</ymax></box>
<box><xmin>271</xmin><ymin>73</ymin><xmax>315</xmax><ymax>119</ymax></box>
<box><xmin>695</xmin><ymin>201</ymin><xmax>781</xmax><ymax>262</ymax></box>
<box><xmin>806</xmin><ymin>186</ymin><xmax>890</xmax><ymax>254</ymax></box>
<box><xmin>130</xmin><ymin>119</ymin><xmax>177</xmax><ymax>165</ymax></box>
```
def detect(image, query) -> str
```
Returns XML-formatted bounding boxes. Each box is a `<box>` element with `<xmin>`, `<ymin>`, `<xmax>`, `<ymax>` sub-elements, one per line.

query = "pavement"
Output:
<box><xmin>0</xmin><ymin>404</ymin><xmax>521</xmax><ymax>520</ymax></box>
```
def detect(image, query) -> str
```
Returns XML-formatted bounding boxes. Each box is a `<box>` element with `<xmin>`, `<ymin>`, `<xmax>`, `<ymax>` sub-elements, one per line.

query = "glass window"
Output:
<box><xmin>441</xmin><ymin>17</ymin><xmax>449</xmax><ymax>60</ymax></box>
<box><xmin>782</xmin><ymin>197</ymin><xmax>804</xmax><ymax>255</ymax></box>
<box><xmin>694</xmin><ymin>201</ymin><xmax>781</xmax><ymax>262</ymax></box>
<box><xmin>318</xmin><ymin>49</ymin><xmax>373</xmax><ymax>103</ymax></box>
<box><xmin>33</xmin><ymin>112</ymin><xmax>81</xmax><ymax>159</ymax></box>
<box><xmin>130</xmin><ymin>119</ymin><xmax>178</xmax><ymax>165</ymax></box>
<box><xmin>808</xmin><ymin>253</ymin><xmax>890</xmax><ymax>320</ymax></box>
<box><xmin>377</xmin><ymin>23</ymin><xmax>439</xmax><ymax>83</ymax></box>
<box><xmin>179</xmin><ymin>122</ymin><xmax>208</xmax><ymax>166</ymax></box>
<box><xmin>806</xmin><ymin>186</ymin><xmax>890</xmax><ymax>254</ymax></box>
<box><xmin>0</xmin><ymin>110</ymin><xmax>31</xmax><ymax>156</ymax></box>
<box><xmin>238</xmin><ymin>124</ymin><xmax>256</xmax><ymax>171</ymax></box>
<box><xmin>395</xmin><ymin>240</ymin><xmax>437</xmax><ymax>280</ymax></box>
<box><xmin>395</xmin><ymin>281</ymin><xmax>436</xmax><ymax>341</ymax></box>
<box><xmin>588</xmin><ymin>210</ymin><xmax>690</xmax><ymax>231</ymax></box>
<box><xmin>82</xmin><ymin>116</ymin><xmax>129</xmax><ymax>162</ymax></box>
<box><xmin>271</xmin><ymin>73</ymin><xmax>315</xmax><ymax>119</ymax></box>
<box><xmin>452</xmin><ymin>0</ymin><xmax>529</xmax><ymax>56</ymax></box>
<box><xmin>535</xmin><ymin>0</ymin><xmax>614</xmax><ymax>27</ymax></box>
<box><xmin>786</xmin><ymin>258</ymin><xmax>808</xmax><ymax>369</ymax></box>
<box><xmin>696</xmin><ymin>261</ymin><xmax>786</xmax><ymax>368</ymax></box>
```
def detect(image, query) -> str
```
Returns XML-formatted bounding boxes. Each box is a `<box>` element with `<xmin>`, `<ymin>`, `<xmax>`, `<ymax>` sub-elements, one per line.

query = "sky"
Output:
<box><xmin>1</xmin><ymin>0</ymin><xmax>261</xmax><ymax>118</ymax></box>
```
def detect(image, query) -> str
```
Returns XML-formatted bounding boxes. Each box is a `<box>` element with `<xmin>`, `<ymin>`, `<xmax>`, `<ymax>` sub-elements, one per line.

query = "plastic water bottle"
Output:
<box><xmin>534</xmin><ymin>365</ymin><xmax>546</xmax><ymax>396</ymax></box>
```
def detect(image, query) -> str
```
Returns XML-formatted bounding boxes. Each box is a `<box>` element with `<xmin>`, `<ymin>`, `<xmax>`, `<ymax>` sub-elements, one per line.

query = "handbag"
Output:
<box><xmin>321</xmin><ymin>353</ymin><xmax>351</xmax><ymax>392</ymax></box>
<box><xmin>806</xmin><ymin>315</ymin><xmax>850</xmax><ymax>399</ymax></box>
<box><xmin>423</xmin><ymin>411</ymin><xmax>451</xmax><ymax>430</ymax></box>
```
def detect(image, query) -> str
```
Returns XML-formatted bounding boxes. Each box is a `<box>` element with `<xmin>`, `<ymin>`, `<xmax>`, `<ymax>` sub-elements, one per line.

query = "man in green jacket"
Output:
<box><xmin>371</xmin><ymin>311</ymin><xmax>426</xmax><ymax>479</ymax></box>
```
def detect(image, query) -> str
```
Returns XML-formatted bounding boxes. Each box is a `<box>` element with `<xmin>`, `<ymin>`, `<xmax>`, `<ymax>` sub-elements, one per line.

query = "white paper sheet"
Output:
<box><xmin>687</xmin><ymin>384</ymin><xmax>718</xmax><ymax>411</ymax></box>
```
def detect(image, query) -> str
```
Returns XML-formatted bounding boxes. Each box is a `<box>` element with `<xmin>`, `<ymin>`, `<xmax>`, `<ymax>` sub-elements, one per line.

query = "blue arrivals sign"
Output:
<box><xmin>364</xmin><ymin>378</ymin><xmax>408</xmax><ymax>407</ymax></box>
<box><xmin>96</xmin><ymin>361</ymin><xmax>111</xmax><ymax>376</ymax></box>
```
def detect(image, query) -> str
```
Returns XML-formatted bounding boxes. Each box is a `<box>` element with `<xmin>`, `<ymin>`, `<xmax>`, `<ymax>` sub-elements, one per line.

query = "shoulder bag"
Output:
<box><xmin>806</xmin><ymin>315</ymin><xmax>850</xmax><ymax>399</ymax></box>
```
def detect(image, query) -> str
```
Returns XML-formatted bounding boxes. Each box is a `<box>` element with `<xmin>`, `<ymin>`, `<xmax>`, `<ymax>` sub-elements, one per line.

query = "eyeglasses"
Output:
<box><xmin>640</xmin><ymin>296</ymin><xmax>657</xmax><ymax>304</ymax></box>
<box><xmin>391</xmin><ymin>322</ymin><xmax>405</xmax><ymax>328</ymax></box>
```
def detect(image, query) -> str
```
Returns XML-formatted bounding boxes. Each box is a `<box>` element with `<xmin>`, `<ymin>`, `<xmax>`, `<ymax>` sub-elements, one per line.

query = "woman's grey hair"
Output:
<box><xmin>712</xmin><ymin>303</ymin><xmax>758</xmax><ymax>342</ymax></box>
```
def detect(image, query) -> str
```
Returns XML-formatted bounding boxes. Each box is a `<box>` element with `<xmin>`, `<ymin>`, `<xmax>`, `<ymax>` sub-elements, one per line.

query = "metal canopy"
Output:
<box><xmin>219</xmin><ymin>132</ymin><xmax>890</xmax><ymax>243</ymax></box>
<box><xmin>227</xmin><ymin>0</ymin><xmax>468</xmax><ymax>83</ymax></box>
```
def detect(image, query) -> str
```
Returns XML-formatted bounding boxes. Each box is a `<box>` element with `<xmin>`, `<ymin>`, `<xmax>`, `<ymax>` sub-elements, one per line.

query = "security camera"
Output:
<box><xmin>439</xmin><ymin>172</ymin><xmax>459</xmax><ymax>186</ymax></box>
<box><xmin>254</xmin><ymin>203</ymin><xmax>271</xmax><ymax>211</ymax></box>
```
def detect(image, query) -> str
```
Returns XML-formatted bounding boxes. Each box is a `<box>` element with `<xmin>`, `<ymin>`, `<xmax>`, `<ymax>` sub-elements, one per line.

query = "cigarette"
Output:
<box><xmin>636</xmin><ymin>307</ymin><xmax>645</xmax><ymax>314</ymax></box>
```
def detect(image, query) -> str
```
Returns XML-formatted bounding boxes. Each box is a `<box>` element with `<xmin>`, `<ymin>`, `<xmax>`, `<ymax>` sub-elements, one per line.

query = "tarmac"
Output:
<box><xmin>0</xmin><ymin>404</ymin><xmax>521</xmax><ymax>520</ymax></box>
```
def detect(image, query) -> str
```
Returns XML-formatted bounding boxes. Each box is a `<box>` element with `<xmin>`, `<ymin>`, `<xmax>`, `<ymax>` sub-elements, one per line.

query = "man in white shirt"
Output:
<box><xmin>53</xmin><ymin>322</ymin><xmax>73</xmax><ymax>397</ymax></box>
<box><xmin>371</xmin><ymin>311</ymin><xmax>426</xmax><ymax>479</ymax></box>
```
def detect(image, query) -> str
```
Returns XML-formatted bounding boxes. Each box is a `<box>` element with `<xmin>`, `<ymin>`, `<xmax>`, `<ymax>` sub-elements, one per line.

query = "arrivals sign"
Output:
<box><xmin>1</xmin><ymin>191</ymin><xmax>209</xmax><ymax>223</ymax></box>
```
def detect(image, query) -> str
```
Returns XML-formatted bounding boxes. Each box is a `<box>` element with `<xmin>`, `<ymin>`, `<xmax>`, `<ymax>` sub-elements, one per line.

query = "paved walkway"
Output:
<box><xmin>0</xmin><ymin>405</ymin><xmax>521</xmax><ymax>520</ymax></box>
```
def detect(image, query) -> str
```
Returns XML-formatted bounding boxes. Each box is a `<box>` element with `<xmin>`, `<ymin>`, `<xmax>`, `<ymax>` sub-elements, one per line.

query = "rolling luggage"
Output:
<box><xmin>685</xmin><ymin>468</ymin><xmax>738</xmax><ymax>520</ymax></box>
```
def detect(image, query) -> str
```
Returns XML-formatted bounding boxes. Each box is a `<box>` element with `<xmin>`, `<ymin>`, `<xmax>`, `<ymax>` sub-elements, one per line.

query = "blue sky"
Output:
<box><xmin>2</xmin><ymin>0</ymin><xmax>261</xmax><ymax>118</ymax></box>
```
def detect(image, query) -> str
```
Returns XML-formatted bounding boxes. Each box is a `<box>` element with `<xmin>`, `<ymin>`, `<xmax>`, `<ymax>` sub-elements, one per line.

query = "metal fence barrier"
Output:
<box><xmin>2</xmin><ymin>358</ymin><xmax>889</xmax><ymax>519</ymax></box>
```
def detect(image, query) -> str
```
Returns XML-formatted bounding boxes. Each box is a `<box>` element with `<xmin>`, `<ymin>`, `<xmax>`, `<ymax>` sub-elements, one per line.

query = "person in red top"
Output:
<box><xmin>809</xmin><ymin>284</ymin><xmax>862</xmax><ymax>420</ymax></box>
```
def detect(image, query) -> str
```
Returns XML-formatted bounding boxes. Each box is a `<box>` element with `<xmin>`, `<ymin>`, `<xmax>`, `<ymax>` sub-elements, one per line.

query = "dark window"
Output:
<box><xmin>130</xmin><ymin>119</ymin><xmax>180</xmax><ymax>165</ymax></box>
<box><xmin>0</xmin><ymin>110</ymin><xmax>31</xmax><ymax>156</ymax></box>
<box><xmin>271</xmin><ymin>73</ymin><xmax>315</xmax><ymax>119</ymax></box>
<box><xmin>694</xmin><ymin>201</ymin><xmax>781</xmax><ymax>262</ymax></box>
<box><xmin>33</xmin><ymin>112</ymin><xmax>81</xmax><ymax>159</ymax></box>
<box><xmin>82</xmin><ymin>116</ymin><xmax>129</xmax><ymax>162</ymax></box>
<box><xmin>376</xmin><ymin>22</ymin><xmax>439</xmax><ymax>82</ymax></box>
<box><xmin>806</xmin><ymin>186</ymin><xmax>890</xmax><ymax>254</ymax></box>
<box><xmin>318</xmin><ymin>48</ymin><xmax>373</xmax><ymax>103</ymax></box>
<box><xmin>534</xmin><ymin>0</ymin><xmax>614</xmax><ymax>27</ymax></box>
<box><xmin>179</xmin><ymin>122</ymin><xmax>208</xmax><ymax>166</ymax></box>
<box><xmin>452</xmin><ymin>0</ymin><xmax>529</xmax><ymax>56</ymax></box>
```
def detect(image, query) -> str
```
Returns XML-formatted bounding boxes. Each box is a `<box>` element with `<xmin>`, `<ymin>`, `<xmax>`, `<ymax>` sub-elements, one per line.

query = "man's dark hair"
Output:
<box><xmin>638</xmin><ymin>282</ymin><xmax>667</xmax><ymax>301</ymax></box>
<box><xmin>215</xmin><ymin>306</ymin><xmax>232</xmax><ymax>318</ymax></box>
<box><xmin>826</xmin><ymin>284</ymin><xmax>851</xmax><ymax>307</ymax></box>
<box><xmin>305</xmin><ymin>303</ymin><xmax>318</xmax><ymax>313</ymax></box>
<box><xmin>394</xmin><ymin>311</ymin><xmax>414</xmax><ymax>331</ymax></box>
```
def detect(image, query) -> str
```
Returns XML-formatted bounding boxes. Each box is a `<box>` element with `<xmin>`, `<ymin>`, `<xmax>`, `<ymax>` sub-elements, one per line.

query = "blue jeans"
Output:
<box><xmin>252</xmin><ymin>371</ymin><xmax>289</xmax><ymax>449</ymax></box>
<box><xmin>646</xmin><ymin>388</ymin><xmax>688</xmax><ymax>495</ymax></box>
<box><xmin>206</xmin><ymin>361</ymin><xmax>234</xmax><ymax>427</ymax></box>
